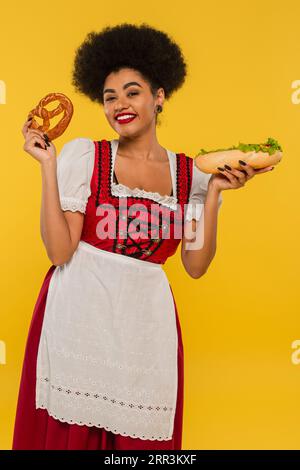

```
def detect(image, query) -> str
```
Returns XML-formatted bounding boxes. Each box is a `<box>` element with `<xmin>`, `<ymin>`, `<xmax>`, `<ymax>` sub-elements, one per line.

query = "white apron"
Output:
<box><xmin>36</xmin><ymin>240</ymin><xmax>178</xmax><ymax>441</ymax></box>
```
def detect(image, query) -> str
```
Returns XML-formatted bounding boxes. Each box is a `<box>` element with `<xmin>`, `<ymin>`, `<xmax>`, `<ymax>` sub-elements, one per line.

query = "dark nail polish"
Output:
<box><xmin>224</xmin><ymin>164</ymin><xmax>232</xmax><ymax>170</ymax></box>
<box><xmin>28</xmin><ymin>116</ymin><xmax>33</xmax><ymax>121</ymax></box>
<box><xmin>43</xmin><ymin>135</ymin><xmax>50</xmax><ymax>146</ymax></box>
<box><xmin>217</xmin><ymin>167</ymin><xmax>225</xmax><ymax>171</ymax></box>
<box><xmin>239</xmin><ymin>160</ymin><xmax>247</xmax><ymax>166</ymax></box>
<box><xmin>271</xmin><ymin>167</ymin><xmax>275</xmax><ymax>170</ymax></box>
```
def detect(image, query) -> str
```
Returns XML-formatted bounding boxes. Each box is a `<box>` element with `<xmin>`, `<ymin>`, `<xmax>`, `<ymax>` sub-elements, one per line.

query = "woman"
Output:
<box><xmin>12</xmin><ymin>23</ymin><xmax>273</xmax><ymax>450</ymax></box>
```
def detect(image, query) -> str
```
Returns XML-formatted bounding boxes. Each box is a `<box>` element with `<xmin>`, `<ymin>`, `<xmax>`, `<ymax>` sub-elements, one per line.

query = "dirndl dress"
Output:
<box><xmin>12</xmin><ymin>137</ymin><xmax>222</xmax><ymax>450</ymax></box>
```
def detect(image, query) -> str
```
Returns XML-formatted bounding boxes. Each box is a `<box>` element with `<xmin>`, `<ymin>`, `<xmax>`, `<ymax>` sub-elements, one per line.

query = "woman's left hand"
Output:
<box><xmin>208</xmin><ymin>161</ymin><xmax>275</xmax><ymax>192</ymax></box>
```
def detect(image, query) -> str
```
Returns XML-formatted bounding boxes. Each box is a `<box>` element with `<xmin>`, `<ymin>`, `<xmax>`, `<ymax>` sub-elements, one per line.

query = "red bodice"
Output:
<box><xmin>80</xmin><ymin>139</ymin><xmax>194</xmax><ymax>264</ymax></box>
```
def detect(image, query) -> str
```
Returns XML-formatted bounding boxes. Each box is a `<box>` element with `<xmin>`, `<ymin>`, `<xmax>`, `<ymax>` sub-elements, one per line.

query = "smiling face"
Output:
<box><xmin>103</xmin><ymin>67</ymin><xmax>164</xmax><ymax>138</ymax></box>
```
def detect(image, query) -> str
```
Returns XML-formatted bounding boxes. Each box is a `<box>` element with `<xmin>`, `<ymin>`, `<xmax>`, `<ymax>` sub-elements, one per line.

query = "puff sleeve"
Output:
<box><xmin>185</xmin><ymin>159</ymin><xmax>223</xmax><ymax>221</ymax></box>
<box><xmin>56</xmin><ymin>137</ymin><xmax>95</xmax><ymax>214</ymax></box>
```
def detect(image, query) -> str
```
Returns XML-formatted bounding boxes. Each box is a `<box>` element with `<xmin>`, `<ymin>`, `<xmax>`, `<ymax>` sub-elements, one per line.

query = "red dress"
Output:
<box><xmin>12</xmin><ymin>139</ymin><xmax>194</xmax><ymax>450</ymax></box>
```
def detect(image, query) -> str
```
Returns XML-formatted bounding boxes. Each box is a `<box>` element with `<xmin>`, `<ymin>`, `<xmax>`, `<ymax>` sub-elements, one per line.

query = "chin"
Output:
<box><xmin>117</xmin><ymin>127</ymin><xmax>142</xmax><ymax>138</ymax></box>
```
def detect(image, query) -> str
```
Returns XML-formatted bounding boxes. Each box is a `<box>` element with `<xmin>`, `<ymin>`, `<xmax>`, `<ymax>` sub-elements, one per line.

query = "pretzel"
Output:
<box><xmin>27</xmin><ymin>92</ymin><xmax>73</xmax><ymax>140</ymax></box>
<box><xmin>194</xmin><ymin>137</ymin><xmax>283</xmax><ymax>174</ymax></box>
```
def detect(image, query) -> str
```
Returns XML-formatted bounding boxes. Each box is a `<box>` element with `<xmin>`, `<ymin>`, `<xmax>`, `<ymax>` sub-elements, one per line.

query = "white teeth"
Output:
<box><xmin>116</xmin><ymin>114</ymin><xmax>136</xmax><ymax>121</ymax></box>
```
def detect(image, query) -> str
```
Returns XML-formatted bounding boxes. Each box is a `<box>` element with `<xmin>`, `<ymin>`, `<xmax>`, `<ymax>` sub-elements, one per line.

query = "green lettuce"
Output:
<box><xmin>196</xmin><ymin>137</ymin><xmax>282</xmax><ymax>157</ymax></box>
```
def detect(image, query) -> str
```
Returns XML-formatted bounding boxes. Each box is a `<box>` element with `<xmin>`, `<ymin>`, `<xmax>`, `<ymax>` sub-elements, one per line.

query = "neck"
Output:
<box><xmin>117</xmin><ymin>131</ymin><xmax>165</xmax><ymax>161</ymax></box>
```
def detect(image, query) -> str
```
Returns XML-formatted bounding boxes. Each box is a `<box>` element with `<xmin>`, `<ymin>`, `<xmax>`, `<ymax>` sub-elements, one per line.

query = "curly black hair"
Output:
<box><xmin>71</xmin><ymin>22</ymin><xmax>188</xmax><ymax>106</ymax></box>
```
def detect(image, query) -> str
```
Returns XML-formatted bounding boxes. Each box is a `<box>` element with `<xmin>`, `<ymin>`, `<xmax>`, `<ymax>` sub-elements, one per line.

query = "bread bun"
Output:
<box><xmin>195</xmin><ymin>138</ymin><xmax>283</xmax><ymax>174</ymax></box>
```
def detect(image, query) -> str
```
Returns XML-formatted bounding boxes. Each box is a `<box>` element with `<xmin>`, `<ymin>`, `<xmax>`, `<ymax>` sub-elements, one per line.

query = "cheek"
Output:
<box><xmin>106</xmin><ymin>111</ymin><xmax>116</xmax><ymax>124</ymax></box>
<box><xmin>137</xmin><ymin>104</ymin><xmax>154</xmax><ymax>120</ymax></box>
<box><xmin>103</xmin><ymin>107</ymin><xmax>110</xmax><ymax>119</ymax></box>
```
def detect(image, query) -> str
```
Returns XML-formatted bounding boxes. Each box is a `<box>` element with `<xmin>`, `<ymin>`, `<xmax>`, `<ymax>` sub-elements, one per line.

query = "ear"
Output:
<box><xmin>156</xmin><ymin>87</ymin><xmax>165</xmax><ymax>107</ymax></box>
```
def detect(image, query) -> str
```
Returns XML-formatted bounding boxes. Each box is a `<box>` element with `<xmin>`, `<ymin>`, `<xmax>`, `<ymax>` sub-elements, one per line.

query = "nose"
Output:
<box><xmin>114</xmin><ymin>97</ymin><xmax>131</xmax><ymax>112</ymax></box>
<box><xmin>115</xmin><ymin>105</ymin><xmax>130</xmax><ymax>114</ymax></box>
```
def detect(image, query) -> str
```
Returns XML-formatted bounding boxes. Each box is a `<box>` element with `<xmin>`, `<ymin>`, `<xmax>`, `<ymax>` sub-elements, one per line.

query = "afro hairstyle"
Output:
<box><xmin>71</xmin><ymin>22</ymin><xmax>188</xmax><ymax>106</ymax></box>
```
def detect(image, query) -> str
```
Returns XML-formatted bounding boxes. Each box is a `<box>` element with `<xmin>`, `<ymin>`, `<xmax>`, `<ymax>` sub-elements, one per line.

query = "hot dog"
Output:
<box><xmin>195</xmin><ymin>137</ymin><xmax>283</xmax><ymax>174</ymax></box>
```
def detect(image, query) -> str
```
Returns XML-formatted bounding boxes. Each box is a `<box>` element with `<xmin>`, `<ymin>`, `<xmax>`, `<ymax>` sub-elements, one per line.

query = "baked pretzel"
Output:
<box><xmin>27</xmin><ymin>92</ymin><xmax>73</xmax><ymax>140</ymax></box>
<box><xmin>194</xmin><ymin>137</ymin><xmax>283</xmax><ymax>174</ymax></box>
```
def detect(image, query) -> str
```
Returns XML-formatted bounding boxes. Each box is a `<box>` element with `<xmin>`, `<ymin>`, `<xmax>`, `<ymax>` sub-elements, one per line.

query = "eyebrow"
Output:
<box><xmin>103</xmin><ymin>82</ymin><xmax>142</xmax><ymax>95</ymax></box>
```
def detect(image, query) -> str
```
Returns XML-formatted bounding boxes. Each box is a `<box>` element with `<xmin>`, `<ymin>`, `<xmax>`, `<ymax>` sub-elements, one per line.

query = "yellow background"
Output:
<box><xmin>0</xmin><ymin>0</ymin><xmax>299</xmax><ymax>450</ymax></box>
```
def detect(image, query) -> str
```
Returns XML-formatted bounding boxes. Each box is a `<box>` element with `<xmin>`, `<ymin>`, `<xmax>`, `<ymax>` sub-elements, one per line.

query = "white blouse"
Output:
<box><xmin>56</xmin><ymin>137</ymin><xmax>223</xmax><ymax>219</ymax></box>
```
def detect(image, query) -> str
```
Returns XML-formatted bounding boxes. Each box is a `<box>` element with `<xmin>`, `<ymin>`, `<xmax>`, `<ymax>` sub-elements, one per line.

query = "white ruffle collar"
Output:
<box><xmin>110</xmin><ymin>139</ymin><xmax>178</xmax><ymax>211</ymax></box>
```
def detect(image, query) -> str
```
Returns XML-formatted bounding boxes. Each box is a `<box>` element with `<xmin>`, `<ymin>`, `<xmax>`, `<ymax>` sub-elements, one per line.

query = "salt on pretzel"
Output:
<box><xmin>27</xmin><ymin>92</ymin><xmax>73</xmax><ymax>140</ymax></box>
<box><xmin>194</xmin><ymin>137</ymin><xmax>283</xmax><ymax>174</ymax></box>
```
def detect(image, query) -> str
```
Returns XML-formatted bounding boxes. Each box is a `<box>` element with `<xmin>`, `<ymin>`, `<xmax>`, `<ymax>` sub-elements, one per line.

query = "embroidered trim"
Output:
<box><xmin>38</xmin><ymin>377</ymin><xmax>172</xmax><ymax>412</ymax></box>
<box><xmin>36</xmin><ymin>405</ymin><xmax>173</xmax><ymax>441</ymax></box>
<box><xmin>60</xmin><ymin>197</ymin><xmax>86</xmax><ymax>214</ymax></box>
<box><xmin>90</xmin><ymin>140</ymin><xmax>194</xmax><ymax>262</ymax></box>
<box><xmin>111</xmin><ymin>182</ymin><xmax>178</xmax><ymax>210</ymax></box>
<box><xmin>108</xmin><ymin>140</ymin><xmax>179</xmax><ymax>211</ymax></box>
<box><xmin>95</xmin><ymin>140</ymin><xmax>102</xmax><ymax>208</ymax></box>
<box><xmin>37</xmin><ymin>376</ymin><xmax>174</xmax><ymax>441</ymax></box>
<box><xmin>184</xmin><ymin>157</ymin><xmax>200</xmax><ymax>221</ymax></box>
<box><xmin>186</xmin><ymin>156</ymin><xmax>192</xmax><ymax>201</ymax></box>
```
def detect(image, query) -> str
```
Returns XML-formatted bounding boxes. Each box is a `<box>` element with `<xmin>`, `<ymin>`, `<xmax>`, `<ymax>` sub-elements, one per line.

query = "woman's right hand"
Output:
<box><xmin>22</xmin><ymin>117</ymin><xmax>57</xmax><ymax>164</ymax></box>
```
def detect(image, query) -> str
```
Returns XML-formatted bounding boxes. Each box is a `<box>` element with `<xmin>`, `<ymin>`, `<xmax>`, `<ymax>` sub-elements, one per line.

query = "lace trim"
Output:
<box><xmin>36</xmin><ymin>404</ymin><xmax>172</xmax><ymax>441</ymax></box>
<box><xmin>37</xmin><ymin>376</ymin><xmax>174</xmax><ymax>441</ymax></box>
<box><xmin>111</xmin><ymin>182</ymin><xmax>178</xmax><ymax>210</ymax></box>
<box><xmin>60</xmin><ymin>197</ymin><xmax>86</xmax><ymax>214</ymax></box>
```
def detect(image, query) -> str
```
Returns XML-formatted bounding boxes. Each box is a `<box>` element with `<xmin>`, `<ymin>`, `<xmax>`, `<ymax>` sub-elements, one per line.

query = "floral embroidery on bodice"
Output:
<box><xmin>80</xmin><ymin>139</ymin><xmax>194</xmax><ymax>264</ymax></box>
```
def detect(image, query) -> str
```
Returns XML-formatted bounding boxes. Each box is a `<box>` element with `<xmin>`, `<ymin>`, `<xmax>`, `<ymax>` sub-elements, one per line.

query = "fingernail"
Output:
<box><xmin>217</xmin><ymin>167</ymin><xmax>225</xmax><ymax>171</ymax></box>
<box><xmin>224</xmin><ymin>164</ymin><xmax>232</xmax><ymax>170</ymax></box>
<box><xmin>271</xmin><ymin>166</ymin><xmax>275</xmax><ymax>170</ymax></box>
<box><xmin>28</xmin><ymin>117</ymin><xmax>33</xmax><ymax>121</ymax></box>
<box><xmin>43</xmin><ymin>135</ymin><xmax>50</xmax><ymax>146</ymax></box>
<box><xmin>239</xmin><ymin>160</ymin><xmax>247</xmax><ymax>166</ymax></box>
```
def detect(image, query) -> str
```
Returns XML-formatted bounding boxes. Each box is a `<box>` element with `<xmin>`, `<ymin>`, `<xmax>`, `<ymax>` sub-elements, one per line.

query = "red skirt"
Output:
<box><xmin>12</xmin><ymin>265</ymin><xmax>184</xmax><ymax>450</ymax></box>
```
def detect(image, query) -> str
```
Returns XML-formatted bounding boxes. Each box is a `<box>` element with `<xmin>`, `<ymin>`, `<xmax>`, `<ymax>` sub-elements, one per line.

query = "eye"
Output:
<box><xmin>105</xmin><ymin>91</ymin><xmax>139</xmax><ymax>102</ymax></box>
